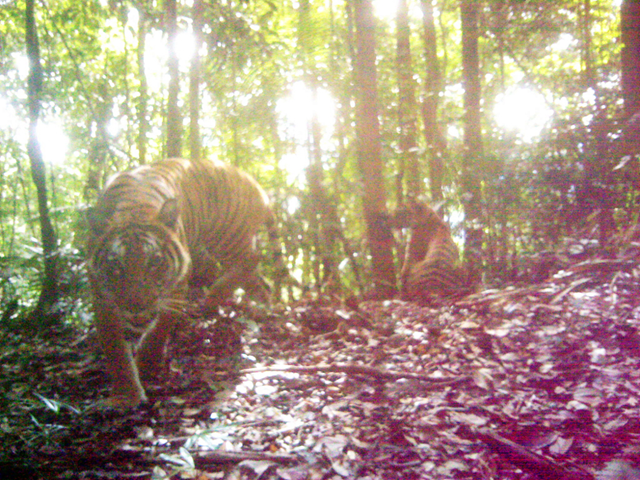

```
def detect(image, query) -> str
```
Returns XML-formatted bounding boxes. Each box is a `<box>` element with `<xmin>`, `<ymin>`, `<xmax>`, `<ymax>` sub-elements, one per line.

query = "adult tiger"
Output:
<box><xmin>396</xmin><ymin>201</ymin><xmax>472</xmax><ymax>301</ymax></box>
<box><xmin>86</xmin><ymin>158</ymin><xmax>275</xmax><ymax>407</ymax></box>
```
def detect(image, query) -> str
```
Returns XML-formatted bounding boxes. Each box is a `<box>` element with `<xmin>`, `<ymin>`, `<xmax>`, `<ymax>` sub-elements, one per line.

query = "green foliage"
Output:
<box><xmin>0</xmin><ymin>0</ymin><xmax>633</xmax><ymax>321</ymax></box>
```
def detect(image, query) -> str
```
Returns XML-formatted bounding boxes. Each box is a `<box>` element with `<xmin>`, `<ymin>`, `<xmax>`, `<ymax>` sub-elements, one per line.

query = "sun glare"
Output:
<box><xmin>13</xmin><ymin>53</ymin><xmax>29</xmax><ymax>79</ymax></box>
<box><xmin>372</xmin><ymin>0</ymin><xmax>422</xmax><ymax>22</ymax></box>
<box><xmin>174</xmin><ymin>31</ymin><xmax>196</xmax><ymax>62</ymax></box>
<box><xmin>494</xmin><ymin>88</ymin><xmax>553</xmax><ymax>142</ymax></box>
<box><xmin>550</xmin><ymin>33</ymin><xmax>577</xmax><ymax>53</ymax></box>
<box><xmin>277</xmin><ymin>82</ymin><xmax>336</xmax><ymax>182</ymax></box>
<box><xmin>38</xmin><ymin>122</ymin><xmax>69</xmax><ymax>165</ymax></box>
<box><xmin>0</xmin><ymin>98</ymin><xmax>17</xmax><ymax>131</ymax></box>
<box><xmin>372</xmin><ymin>0</ymin><xmax>398</xmax><ymax>20</ymax></box>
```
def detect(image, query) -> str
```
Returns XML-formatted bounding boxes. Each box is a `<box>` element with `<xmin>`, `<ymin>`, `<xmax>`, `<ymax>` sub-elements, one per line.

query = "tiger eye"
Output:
<box><xmin>105</xmin><ymin>256</ymin><xmax>124</xmax><ymax>280</ymax></box>
<box><xmin>146</xmin><ymin>252</ymin><xmax>164</xmax><ymax>269</ymax></box>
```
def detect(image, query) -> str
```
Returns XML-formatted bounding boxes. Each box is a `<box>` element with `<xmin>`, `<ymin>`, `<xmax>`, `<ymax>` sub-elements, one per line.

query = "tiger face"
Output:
<box><xmin>89</xmin><ymin>221</ymin><xmax>190</xmax><ymax>319</ymax></box>
<box><xmin>87</xmin><ymin>197</ymin><xmax>189</xmax><ymax>316</ymax></box>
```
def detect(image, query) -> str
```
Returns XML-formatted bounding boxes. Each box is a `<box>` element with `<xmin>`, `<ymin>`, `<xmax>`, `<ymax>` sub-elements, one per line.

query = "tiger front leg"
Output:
<box><xmin>399</xmin><ymin>263</ymin><xmax>412</xmax><ymax>300</ymax></box>
<box><xmin>136</xmin><ymin>311</ymin><xmax>180</xmax><ymax>381</ymax></box>
<box><xmin>94</xmin><ymin>304</ymin><xmax>147</xmax><ymax>408</ymax></box>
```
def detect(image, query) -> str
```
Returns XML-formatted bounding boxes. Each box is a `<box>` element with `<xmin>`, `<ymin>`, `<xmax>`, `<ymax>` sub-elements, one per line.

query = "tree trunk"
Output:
<box><xmin>420</xmin><ymin>0</ymin><xmax>445</xmax><ymax>203</ymax></box>
<box><xmin>25</xmin><ymin>0</ymin><xmax>61</xmax><ymax>326</ymax></box>
<box><xmin>189</xmin><ymin>0</ymin><xmax>203</xmax><ymax>160</ymax></box>
<box><xmin>84</xmin><ymin>102</ymin><xmax>110</xmax><ymax>202</ymax></box>
<box><xmin>297</xmin><ymin>0</ymin><xmax>341</xmax><ymax>294</ymax></box>
<box><xmin>137</xmin><ymin>5</ymin><xmax>149</xmax><ymax>164</ymax></box>
<box><xmin>580</xmin><ymin>0</ymin><xmax>594</xmax><ymax>90</ymax></box>
<box><xmin>352</xmin><ymin>0</ymin><xmax>397</xmax><ymax>299</ymax></box>
<box><xmin>580</xmin><ymin>0</ymin><xmax>614</xmax><ymax>245</ymax></box>
<box><xmin>308</xmin><ymin>87</ymin><xmax>341</xmax><ymax>294</ymax></box>
<box><xmin>395</xmin><ymin>0</ymin><xmax>421</xmax><ymax>202</ymax></box>
<box><xmin>166</xmin><ymin>0</ymin><xmax>182</xmax><ymax>158</ymax></box>
<box><xmin>621</xmin><ymin>0</ymin><xmax>640</xmax><ymax>117</ymax></box>
<box><xmin>460</xmin><ymin>0</ymin><xmax>484</xmax><ymax>279</ymax></box>
<box><xmin>617</xmin><ymin>0</ymin><xmax>640</xmax><ymax>199</ymax></box>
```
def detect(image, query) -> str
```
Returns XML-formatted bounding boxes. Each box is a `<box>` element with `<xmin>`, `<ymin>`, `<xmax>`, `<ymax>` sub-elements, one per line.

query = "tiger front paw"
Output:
<box><xmin>96</xmin><ymin>379</ymin><xmax>148</xmax><ymax>409</ymax></box>
<box><xmin>95</xmin><ymin>391</ymin><xmax>148</xmax><ymax>409</ymax></box>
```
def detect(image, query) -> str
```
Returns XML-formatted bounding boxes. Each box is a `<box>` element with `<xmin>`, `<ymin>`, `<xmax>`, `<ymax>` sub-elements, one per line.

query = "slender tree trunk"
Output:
<box><xmin>492</xmin><ymin>1</ymin><xmax>507</xmax><ymax>90</ymax></box>
<box><xmin>581</xmin><ymin>0</ymin><xmax>594</xmax><ymax>90</ymax></box>
<box><xmin>395</xmin><ymin>0</ymin><xmax>421</xmax><ymax>202</ymax></box>
<box><xmin>308</xmin><ymin>85</ymin><xmax>340</xmax><ymax>293</ymax></box>
<box><xmin>84</xmin><ymin>103</ymin><xmax>110</xmax><ymax>202</ymax></box>
<box><xmin>352</xmin><ymin>0</ymin><xmax>397</xmax><ymax>299</ymax></box>
<box><xmin>334</xmin><ymin>0</ymin><xmax>365</xmax><ymax>292</ymax></box>
<box><xmin>420</xmin><ymin>0</ymin><xmax>445</xmax><ymax>203</ymax></box>
<box><xmin>25</xmin><ymin>0</ymin><xmax>61</xmax><ymax>326</ymax></box>
<box><xmin>580</xmin><ymin>0</ymin><xmax>613</xmax><ymax>244</ymax></box>
<box><xmin>189</xmin><ymin>0</ymin><xmax>203</xmax><ymax>160</ymax></box>
<box><xmin>298</xmin><ymin>0</ymin><xmax>340</xmax><ymax>293</ymax></box>
<box><xmin>460</xmin><ymin>0</ymin><xmax>484</xmax><ymax>279</ymax></box>
<box><xmin>166</xmin><ymin>0</ymin><xmax>182</xmax><ymax>158</ymax></box>
<box><xmin>231</xmin><ymin>62</ymin><xmax>240</xmax><ymax>165</ymax></box>
<box><xmin>621</xmin><ymin>0</ymin><xmax>640</xmax><ymax>117</ymax></box>
<box><xmin>137</xmin><ymin>6</ymin><xmax>149</xmax><ymax>164</ymax></box>
<box><xmin>396</xmin><ymin>0</ymin><xmax>423</xmax><ymax>204</ymax></box>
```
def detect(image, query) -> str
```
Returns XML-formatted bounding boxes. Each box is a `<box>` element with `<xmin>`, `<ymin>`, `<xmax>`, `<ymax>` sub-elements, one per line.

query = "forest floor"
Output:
<box><xmin>2</xmin><ymin>246</ymin><xmax>640</xmax><ymax>479</ymax></box>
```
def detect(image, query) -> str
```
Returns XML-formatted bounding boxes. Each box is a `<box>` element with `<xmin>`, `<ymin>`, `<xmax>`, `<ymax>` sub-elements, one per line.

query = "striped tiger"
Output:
<box><xmin>86</xmin><ymin>158</ymin><xmax>277</xmax><ymax>407</ymax></box>
<box><xmin>396</xmin><ymin>201</ymin><xmax>469</xmax><ymax>302</ymax></box>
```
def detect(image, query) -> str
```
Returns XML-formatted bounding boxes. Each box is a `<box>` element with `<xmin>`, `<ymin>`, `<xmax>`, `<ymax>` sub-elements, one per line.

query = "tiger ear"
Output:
<box><xmin>158</xmin><ymin>198</ymin><xmax>179</xmax><ymax>228</ymax></box>
<box><xmin>85</xmin><ymin>207</ymin><xmax>109</xmax><ymax>236</ymax></box>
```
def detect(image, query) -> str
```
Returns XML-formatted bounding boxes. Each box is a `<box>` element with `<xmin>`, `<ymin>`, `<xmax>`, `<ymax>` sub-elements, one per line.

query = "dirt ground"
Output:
<box><xmin>2</xmin><ymin>253</ymin><xmax>640</xmax><ymax>479</ymax></box>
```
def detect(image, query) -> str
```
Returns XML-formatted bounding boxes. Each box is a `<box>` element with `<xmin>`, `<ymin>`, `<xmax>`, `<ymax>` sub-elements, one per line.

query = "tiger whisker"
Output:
<box><xmin>159</xmin><ymin>297</ymin><xmax>190</xmax><ymax>315</ymax></box>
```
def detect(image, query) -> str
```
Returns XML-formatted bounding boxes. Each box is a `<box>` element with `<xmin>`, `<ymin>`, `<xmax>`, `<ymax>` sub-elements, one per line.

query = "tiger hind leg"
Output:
<box><xmin>239</xmin><ymin>272</ymin><xmax>271</xmax><ymax>304</ymax></box>
<box><xmin>201</xmin><ymin>251</ymin><xmax>262</xmax><ymax>313</ymax></box>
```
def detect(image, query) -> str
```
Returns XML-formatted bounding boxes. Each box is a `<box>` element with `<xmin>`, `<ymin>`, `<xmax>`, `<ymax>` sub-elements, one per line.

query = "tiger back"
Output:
<box><xmin>396</xmin><ymin>201</ymin><xmax>468</xmax><ymax>301</ymax></box>
<box><xmin>86</xmin><ymin>158</ymin><xmax>274</xmax><ymax>407</ymax></box>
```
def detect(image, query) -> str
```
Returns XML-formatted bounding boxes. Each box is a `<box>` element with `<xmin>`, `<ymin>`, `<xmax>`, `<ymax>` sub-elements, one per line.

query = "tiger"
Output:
<box><xmin>395</xmin><ymin>201</ymin><xmax>471</xmax><ymax>302</ymax></box>
<box><xmin>86</xmin><ymin>157</ymin><xmax>277</xmax><ymax>407</ymax></box>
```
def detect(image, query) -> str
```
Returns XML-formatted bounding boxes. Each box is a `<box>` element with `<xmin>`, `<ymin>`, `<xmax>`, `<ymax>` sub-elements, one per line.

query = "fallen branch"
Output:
<box><xmin>477</xmin><ymin>428</ymin><xmax>594</xmax><ymax>480</ymax></box>
<box><xmin>194</xmin><ymin>450</ymin><xmax>298</xmax><ymax>466</ymax></box>
<box><xmin>241</xmin><ymin>363</ymin><xmax>466</xmax><ymax>385</ymax></box>
<box><xmin>567</xmin><ymin>259</ymin><xmax>636</xmax><ymax>274</ymax></box>
<box><xmin>550</xmin><ymin>277</ymin><xmax>593</xmax><ymax>305</ymax></box>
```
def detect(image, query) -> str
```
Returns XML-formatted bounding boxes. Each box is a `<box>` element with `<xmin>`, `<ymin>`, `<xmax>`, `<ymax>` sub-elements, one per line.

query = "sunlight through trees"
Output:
<box><xmin>0</xmin><ymin>0</ymin><xmax>629</xmax><ymax>311</ymax></box>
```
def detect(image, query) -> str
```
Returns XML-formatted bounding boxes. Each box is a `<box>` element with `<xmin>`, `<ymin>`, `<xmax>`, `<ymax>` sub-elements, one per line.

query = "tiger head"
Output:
<box><xmin>86</xmin><ymin>198</ymin><xmax>191</xmax><ymax>318</ymax></box>
<box><xmin>395</xmin><ymin>200</ymin><xmax>446</xmax><ymax>232</ymax></box>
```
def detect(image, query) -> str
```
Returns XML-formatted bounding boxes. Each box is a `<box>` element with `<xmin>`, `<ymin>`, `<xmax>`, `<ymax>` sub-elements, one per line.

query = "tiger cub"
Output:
<box><xmin>395</xmin><ymin>201</ymin><xmax>470</xmax><ymax>302</ymax></box>
<box><xmin>86</xmin><ymin>158</ymin><xmax>275</xmax><ymax>407</ymax></box>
